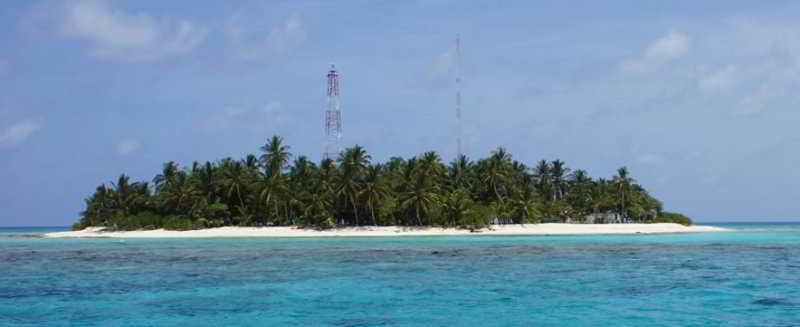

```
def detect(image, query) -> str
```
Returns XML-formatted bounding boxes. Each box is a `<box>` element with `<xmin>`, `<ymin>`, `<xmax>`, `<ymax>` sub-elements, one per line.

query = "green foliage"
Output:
<box><xmin>163</xmin><ymin>216</ymin><xmax>193</xmax><ymax>231</ymax></box>
<box><xmin>460</xmin><ymin>204</ymin><xmax>493</xmax><ymax>230</ymax></box>
<box><xmin>653</xmin><ymin>212</ymin><xmax>693</xmax><ymax>226</ymax></box>
<box><xmin>74</xmin><ymin>134</ymin><xmax>687</xmax><ymax>229</ymax></box>
<box><xmin>71</xmin><ymin>220</ymin><xmax>88</xmax><ymax>231</ymax></box>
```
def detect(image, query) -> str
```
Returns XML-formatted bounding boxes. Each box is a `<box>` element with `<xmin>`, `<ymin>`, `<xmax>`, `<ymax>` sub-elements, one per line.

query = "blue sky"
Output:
<box><xmin>2</xmin><ymin>0</ymin><xmax>800</xmax><ymax>226</ymax></box>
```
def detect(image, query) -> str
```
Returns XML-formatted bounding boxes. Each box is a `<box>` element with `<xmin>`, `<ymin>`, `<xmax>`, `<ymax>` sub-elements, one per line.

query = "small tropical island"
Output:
<box><xmin>52</xmin><ymin>135</ymin><xmax>722</xmax><ymax>238</ymax></box>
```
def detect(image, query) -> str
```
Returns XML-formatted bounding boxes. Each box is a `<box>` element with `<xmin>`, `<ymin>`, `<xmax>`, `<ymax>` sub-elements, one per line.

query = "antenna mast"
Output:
<box><xmin>324</xmin><ymin>64</ymin><xmax>342</xmax><ymax>160</ymax></box>
<box><xmin>455</xmin><ymin>34</ymin><xmax>463</xmax><ymax>157</ymax></box>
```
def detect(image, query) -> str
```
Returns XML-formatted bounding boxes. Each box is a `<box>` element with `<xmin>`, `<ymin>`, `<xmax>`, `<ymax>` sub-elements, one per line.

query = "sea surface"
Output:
<box><xmin>1</xmin><ymin>223</ymin><xmax>799</xmax><ymax>326</ymax></box>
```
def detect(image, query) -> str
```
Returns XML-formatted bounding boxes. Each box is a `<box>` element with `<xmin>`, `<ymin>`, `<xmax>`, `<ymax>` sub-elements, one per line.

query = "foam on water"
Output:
<box><xmin>0</xmin><ymin>223</ymin><xmax>798</xmax><ymax>326</ymax></box>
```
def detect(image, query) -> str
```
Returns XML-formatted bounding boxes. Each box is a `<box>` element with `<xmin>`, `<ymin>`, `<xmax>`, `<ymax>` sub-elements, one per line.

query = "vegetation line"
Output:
<box><xmin>73</xmin><ymin>135</ymin><xmax>692</xmax><ymax>231</ymax></box>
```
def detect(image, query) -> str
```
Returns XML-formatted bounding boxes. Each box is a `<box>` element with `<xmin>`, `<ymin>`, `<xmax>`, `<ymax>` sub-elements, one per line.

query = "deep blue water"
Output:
<box><xmin>1</xmin><ymin>223</ymin><xmax>799</xmax><ymax>326</ymax></box>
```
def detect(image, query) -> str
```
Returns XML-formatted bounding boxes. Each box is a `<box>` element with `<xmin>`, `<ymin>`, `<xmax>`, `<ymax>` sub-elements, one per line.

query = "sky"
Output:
<box><xmin>1</xmin><ymin>0</ymin><xmax>800</xmax><ymax>226</ymax></box>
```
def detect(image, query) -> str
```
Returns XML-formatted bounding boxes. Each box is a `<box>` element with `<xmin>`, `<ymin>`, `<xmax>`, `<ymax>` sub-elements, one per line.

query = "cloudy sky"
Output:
<box><xmin>2</xmin><ymin>0</ymin><xmax>800</xmax><ymax>226</ymax></box>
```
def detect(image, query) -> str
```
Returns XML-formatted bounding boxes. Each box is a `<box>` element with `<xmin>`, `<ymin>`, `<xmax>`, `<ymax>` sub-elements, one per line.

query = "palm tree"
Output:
<box><xmin>400</xmin><ymin>174</ymin><xmax>439</xmax><ymax>226</ymax></box>
<box><xmin>533</xmin><ymin>160</ymin><xmax>552</xmax><ymax>201</ymax></box>
<box><xmin>290</xmin><ymin>156</ymin><xmax>316</xmax><ymax>190</ymax></box>
<box><xmin>337</xmin><ymin>146</ymin><xmax>371</xmax><ymax>225</ymax></box>
<box><xmin>567</xmin><ymin>169</ymin><xmax>593</xmax><ymax>218</ymax></box>
<box><xmin>159</xmin><ymin>171</ymin><xmax>202</xmax><ymax>216</ymax></box>
<box><xmin>509</xmin><ymin>177</ymin><xmax>540</xmax><ymax>224</ymax></box>
<box><xmin>482</xmin><ymin>147</ymin><xmax>512</xmax><ymax>204</ymax></box>
<box><xmin>550</xmin><ymin>160</ymin><xmax>570</xmax><ymax>201</ymax></box>
<box><xmin>418</xmin><ymin>151</ymin><xmax>446</xmax><ymax>181</ymax></box>
<box><xmin>442</xmin><ymin>188</ymin><xmax>472</xmax><ymax>226</ymax></box>
<box><xmin>360</xmin><ymin>165</ymin><xmax>389</xmax><ymax>226</ymax></box>
<box><xmin>153</xmin><ymin>161</ymin><xmax>179</xmax><ymax>191</ymax></box>
<box><xmin>112</xmin><ymin>174</ymin><xmax>134</xmax><ymax>216</ymax></box>
<box><xmin>74</xmin><ymin>135</ymin><xmax>689</xmax><ymax>229</ymax></box>
<box><xmin>613</xmin><ymin>167</ymin><xmax>635</xmax><ymax>223</ymax></box>
<box><xmin>260</xmin><ymin>135</ymin><xmax>291</xmax><ymax>179</ymax></box>
<box><xmin>194</xmin><ymin>161</ymin><xmax>219</xmax><ymax>204</ymax></box>
<box><xmin>81</xmin><ymin>184</ymin><xmax>113</xmax><ymax>226</ymax></box>
<box><xmin>448</xmin><ymin>154</ymin><xmax>473</xmax><ymax>190</ymax></box>
<box><xmin>300</xmin><ymin>191</ymin><xmax>334</xmax><ymax>227</ymax></box>
<box><xmin>220</xmin><ymin>160</ymin><xmax>251</xmax><ymax>223</ymax></box>
<box><xmin>244</xmin><ymin>154</ymin><xmax>259</xmax><ymax>170</ymax></box>
<box><xmin>317</xmin><ymin>158</ymin><xmax>338</xmax><ymax>196</ymax></box>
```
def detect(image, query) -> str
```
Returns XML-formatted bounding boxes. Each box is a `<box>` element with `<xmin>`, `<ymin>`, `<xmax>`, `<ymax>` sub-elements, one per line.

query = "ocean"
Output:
<box><xmin>0</xmin><ymin>223</ymin><xmax>798</xmax><ymax>326</ymax></box>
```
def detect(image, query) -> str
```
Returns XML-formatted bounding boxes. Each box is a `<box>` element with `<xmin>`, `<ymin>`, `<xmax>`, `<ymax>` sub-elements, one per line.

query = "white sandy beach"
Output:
<box><xmin>44</xmin><ymin>223</ymin><xmax>726</xmax><ymax>238</ymax></box>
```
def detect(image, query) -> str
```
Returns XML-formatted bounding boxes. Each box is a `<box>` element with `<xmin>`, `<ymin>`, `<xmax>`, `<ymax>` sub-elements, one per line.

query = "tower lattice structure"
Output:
<box><xmin>324</xmin><ymin>64</ymin><xmax>342</xmax><ymax>160</ymax></box>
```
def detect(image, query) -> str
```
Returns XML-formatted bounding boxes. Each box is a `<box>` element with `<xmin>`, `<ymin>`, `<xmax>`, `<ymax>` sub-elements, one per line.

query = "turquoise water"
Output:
<box><xmin>1</xmin><ymin>223</ymin><xmax>799</xmax><ymax>326</ymax></box>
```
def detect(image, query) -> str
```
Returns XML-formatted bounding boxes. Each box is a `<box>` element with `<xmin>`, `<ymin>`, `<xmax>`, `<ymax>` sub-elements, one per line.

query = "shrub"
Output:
<box><xmin>206</xmin><ymin>203</ymin><xmax>230</xmax><ymax>220</ymax></box>
<box><xmin>459</xmin><ymin>204</ymin><xmax>493</xmax><ymax>230</ymax></box>
<box><xmin>318</xmin><ymin>216</ymin><xmax>336</xmax><ymax>229</ymax></box>
<box><xmin>163</xmin><ymin>216</ymin><xmax>193</xmax><ymax>231</ymax></box>
<box><xmin>195</xmin><ymin>218</ymin><xmax>209</xmax><ymax>229</ymax></box>
<box><xmin>653</xmin><ymin>211</ymin><xmax>693</xmax><ymax>226</ymax></box>
<box><xmin>71</xmin><ymin>220</ymin><xmax>89</xmax><ymax>231</ymax></box>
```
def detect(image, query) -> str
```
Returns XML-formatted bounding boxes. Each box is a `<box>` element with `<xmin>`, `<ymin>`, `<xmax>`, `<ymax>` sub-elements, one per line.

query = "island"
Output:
<box><xmin>56</xmin><ymin>135</ymin><xmax>723</xmax><ymax>238</ymax></box>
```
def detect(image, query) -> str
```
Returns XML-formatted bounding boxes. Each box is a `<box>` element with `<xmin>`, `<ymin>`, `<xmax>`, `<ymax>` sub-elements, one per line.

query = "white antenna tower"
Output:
<box><xmin>324</xmin><ymin>64</ymin><xmax>342</xmax><ymax>160</ymax></box>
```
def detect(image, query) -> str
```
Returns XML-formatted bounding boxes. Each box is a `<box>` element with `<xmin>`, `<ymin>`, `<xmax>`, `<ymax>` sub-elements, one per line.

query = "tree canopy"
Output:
<box><xmin>73</xmin><ymin>135</ymin><xmax>691</xmax><ymax>230</ymax></box>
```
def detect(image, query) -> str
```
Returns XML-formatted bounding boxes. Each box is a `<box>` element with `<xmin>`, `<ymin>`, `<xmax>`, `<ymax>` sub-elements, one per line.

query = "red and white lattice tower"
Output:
<box><xmin>324</xmin><ymin>64</ymin><xmax>342</xmax><ymax>160</ymax></box>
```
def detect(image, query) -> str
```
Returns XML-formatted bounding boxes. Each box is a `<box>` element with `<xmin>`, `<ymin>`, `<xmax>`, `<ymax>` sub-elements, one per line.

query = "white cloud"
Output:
<box><xmin>0</xmin><ymin>120</ymin><xmax>42</xmax><ymax>148</ymax></box>
<box><xmin>115</xmin><ymin>139</ymin><xmax>141</xmax><ymax>155</ymax></box>
<box><xmin>56</xmin><ymin>0</ymin><xmax>205</xmax><ymax>61</ymax></box>
<box><xmin>202</xmin><ymin>102</ymin><xmax>288</xmax><ymax>133</ymax></box>
<box><xmin>690</xmin><ymin>20</ymin><xmax>800</xmax><ymax>116</ymax></box>
<box><xmin>226</xmin><ymin>14</ymin><xmax>306</xmax><ymax>61</ymax></box>
<box><xmin>737</xmin><ymin>82</ymin><xmax>787</xmax><ymax>116</ymax></box>
<box><xmin>622</xmin><ymin>32</ymin><xmax>691</xmax><ymax>74</ymax></box>
<box><xmin>696</xmin><ymin>65</ymin><xmax>739</xmax><ymax>94</ymax></box>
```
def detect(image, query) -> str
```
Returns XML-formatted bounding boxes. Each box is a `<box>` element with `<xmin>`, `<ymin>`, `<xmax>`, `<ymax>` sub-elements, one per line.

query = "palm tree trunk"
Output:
<box><xmin>264</xmin><ymin>191</ymin><xmax>273</xmax><ymax>224</ymax></box>
<box><xmin>493</xmin><ymin>183</ymin><xmax>503</xmax><ymax>203</ymax></box>
<box><xmin>369</xmin><ymin>200</ymin><xmax>377</xmax><ymax>226</ymax></box>
<box><xmin>416</xmin><ymin>204</ymin><xmax>422</xmax><ymax>226</ymax></box>
<box><xmin>350</xmin><ymin>194</ymin><xmax>359</xmax><ymax>226</ymax></box>
<box><xmin>236</xmin><ymin>185</ymin><xmax>245</xmax><ymax>212</ymax></box>
<box><xmin>274</xmin><ymin>200</ymin><xmax>280</xmax><ymax>223</ymax></box>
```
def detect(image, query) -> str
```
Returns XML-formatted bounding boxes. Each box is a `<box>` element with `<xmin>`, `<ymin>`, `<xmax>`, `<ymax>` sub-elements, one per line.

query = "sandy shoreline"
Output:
<box><xmin>44</xmin><ymin>223</ymin><xmax>727</xmax><ymax>238</ymax></box>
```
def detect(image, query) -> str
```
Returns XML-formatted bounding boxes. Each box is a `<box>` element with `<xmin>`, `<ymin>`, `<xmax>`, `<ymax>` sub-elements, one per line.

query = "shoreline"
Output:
<box><xmin>44</xmin><ymin>223</ymin><xmax>727</xmax><ymax>238</ymax></box>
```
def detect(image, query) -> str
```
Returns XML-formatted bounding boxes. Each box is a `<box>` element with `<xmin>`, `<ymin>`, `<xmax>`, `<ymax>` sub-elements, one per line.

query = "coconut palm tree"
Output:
<box><xmin>74</xmin><ymin>135</ymin><xmax>691</xmax><ymax>229</ymax></box>
<box><xmin>481</xmin><ymin>147</ymin><xmax>512</xmax><ymax>204</ymax></box>
<box><xmin>260</xmin><ymin>135</ymin><xmax>291</xmax><ymax>179</ymax></box>
<box><xmin>153</xmin><ymin>161</ymin><xmax>179</xmax><ymax>192</ymax></box>
<box><xmin>337</xmin><ymin>145</ymin><xmax>371</xmax><ymax>225</ymax></box>
<box><xmin>509</xmin><ymin>177</ymin><xmax>540</xmax><ymax>224</ymax></box>
<box><xmin>533</xmin><ymin>160</ymin><xmax>552</xmax><ymax>201</ymax></box>
<box><xmin>159</xmin><ymin>171</ymin><xmax>202</xmax><ymax>216</ymax></box>
<box><xmin>80</xmin><ymin>185</ymin><xmax>113</xmax><ymax>226</ymax></box>
<box><xmin>442</xmin><ymin>188</ymin><xmax>473</xmax><ymax>226</ymax></box>
<box><xmin>219</xmin><ymin>160</ymin><xmax>251</xmax><ymax>223</ymax></box>
<box><xmin>193</xmin><ymin>161</ymin><xmax>219</xmax><ymax>204</ymax></box>
<box><xmin>613</xmin><ymin>167</ymin><xmax>635</xmax><ymax>222</ymax></box>
<box><xmin>254</xmin><ymin>173</ymin><xmax>286</xmax><ymax>224</ymax></box>
<box><xmin>300</xmin><ymin>190</ymin><xmax>334</xmax><ymax>227</ymax></box>
<box><xmin>550</xmin><ymin>160</ymin><xmax>570</xmax><ymax>201</ymax></box>
<box><xmin>400</xmin><ymin>172</ymin><xmax>440</xmax><ymax>226</ymax></box>
<box><xmin>360</xmin><ymin>165</ymin><xmax>389</xmax><ymax>226</ymax></box>
<box><xmin>448</xmin><ymin>154</ymin><xmax>473</xmax><ymax>190</ymax></box>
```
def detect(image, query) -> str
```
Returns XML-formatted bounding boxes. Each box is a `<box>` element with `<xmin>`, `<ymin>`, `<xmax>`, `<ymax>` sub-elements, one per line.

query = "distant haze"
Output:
<box><xmin>1</xmin><ymin>1</ymin><xmax>800</xmax><ymax>226</ymax></box>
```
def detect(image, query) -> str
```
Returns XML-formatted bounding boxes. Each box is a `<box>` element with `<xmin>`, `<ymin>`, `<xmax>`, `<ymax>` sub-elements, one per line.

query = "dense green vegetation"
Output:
<box><xmin>73</xmin><ymin>135</ymin><xmax>692</xmax><ymax>230</ymax></box>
